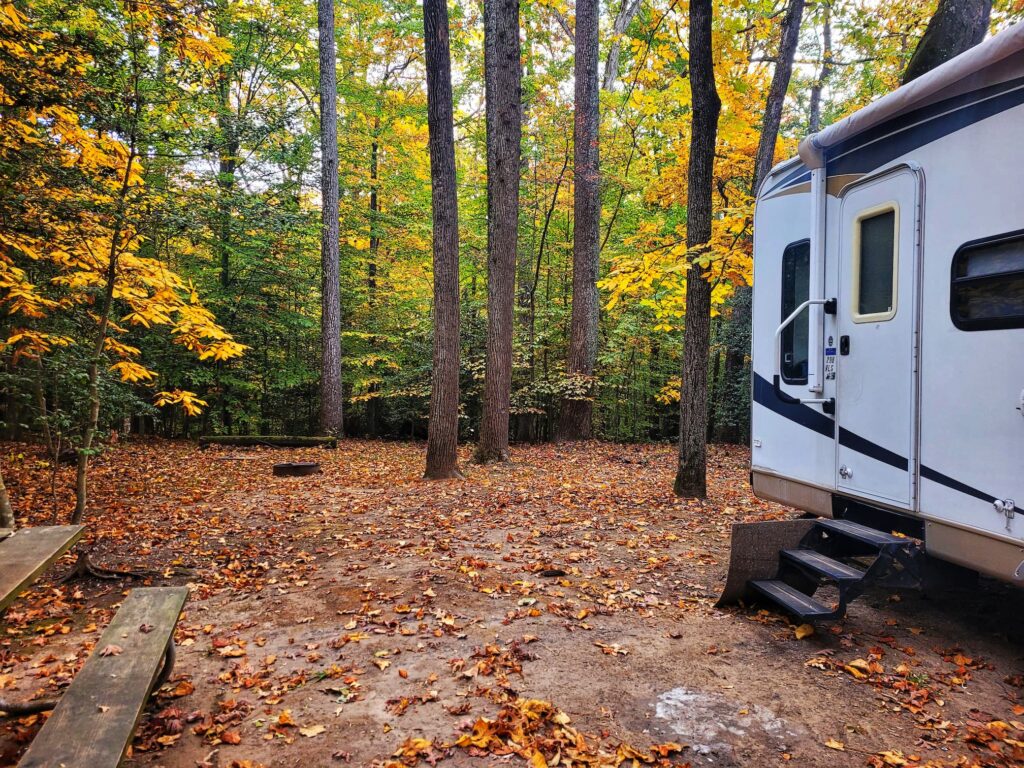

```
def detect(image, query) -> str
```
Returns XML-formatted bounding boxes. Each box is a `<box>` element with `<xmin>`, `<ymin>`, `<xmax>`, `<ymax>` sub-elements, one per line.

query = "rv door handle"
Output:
<box><xmin>839</xmin><ymin>335</ymin><xmax>850</xmax><ymax>355</ymax></box>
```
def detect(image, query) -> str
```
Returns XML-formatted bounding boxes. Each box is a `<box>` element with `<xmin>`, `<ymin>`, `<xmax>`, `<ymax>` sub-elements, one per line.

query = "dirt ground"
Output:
<box><xmin>0</xmin><ymin>439</ymin><xmax>1022</xmax><ymax>768</ymax></box>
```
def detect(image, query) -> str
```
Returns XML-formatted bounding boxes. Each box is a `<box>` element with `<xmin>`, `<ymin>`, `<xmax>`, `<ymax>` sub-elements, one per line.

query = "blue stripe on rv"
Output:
<box><xmin>753</xmin><ymin>372</ymin><xmax>1023</xmax><ymax>515</ymax></box>
<box><xmin>761</xmin><ymin>75</ymin><xmax>1024</xmax><ymax>198</ymax></box>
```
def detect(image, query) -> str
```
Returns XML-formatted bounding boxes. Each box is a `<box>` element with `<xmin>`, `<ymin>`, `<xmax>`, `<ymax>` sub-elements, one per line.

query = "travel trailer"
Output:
<box><xmin>734</xmin><ymin>23</ymin><xmax>1024</xmax><ymax>620</ymax></box>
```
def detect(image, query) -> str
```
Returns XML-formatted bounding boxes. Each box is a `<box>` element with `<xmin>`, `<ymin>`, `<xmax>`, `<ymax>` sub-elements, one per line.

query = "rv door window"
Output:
<box><xmin>853</xmin><ymin>206</ymin><xmax>898</xmax><ymax>322</ymax></box>
<box><xmin>951</xmin><ymin>232</ymin><xmax>1024</xmax><ymax>330</ymax></box>
<box><xmin>781</xmin><ymin>240</ymin><xmax>810</xmax><ymax>383</ymax></box>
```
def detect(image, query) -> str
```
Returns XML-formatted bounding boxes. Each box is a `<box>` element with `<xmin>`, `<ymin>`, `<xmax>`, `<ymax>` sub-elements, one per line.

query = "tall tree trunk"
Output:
<box><xmin>369</xmin><ymin>114</ymin><xmax>381</xmax><ymax>296</ymax></box>
<box><xmin>318</xmin><ymin>0</ymin><xmax>344</xmax><ymax>436</ymax></box>
<box><xmin>716</xmin><ymin>0</ymin><xmax>804</xmax><ymax>444</ymax></box>
<box><xmin>0</xmin><ymin>463</ymin><xmax>13</xmax><ymax>529</ymax></box>
<box><xmin>903</xmin><ymin>0</ymin><xmax>991</xmax><ymax>84</ymax></box>
<box><xmin>74</xmin><ymin>225</ymin><xmax>121</xmax><ymax>525</ymax></box>
<box><xmin>366</xmin><ymin>116</ymin><xmax>382</xmax><ymax>438</ymax></box>
<box><xmin>603</xmin><ymin>0</ymin><xmax>643</xmax><ymax>92</ymax></box>
<box><xmin>808</xmin><ymin>0</ymin><xmax>832</xmax><ymax>134</ymax></box>
<box><xmin>752</xmin><ymin>0</ymin><xmax>805</xmax><ymax>197</ymax></box>
<box><xmin>423</xmin><ymin>0</ymin><xmax>462</xmax><ymax>479</ymax></box>
<box><xmin>558</xmin><ymin>0</ymin><xmax>600</xmax><ymax>441</ymax></box>
<box><xmin>674</xmin><ymin>0</ymin><xmax>721</xmax><ymax>498</ymax></box>
<box><xmin>475</xmin><ymin>0</ymin><xmax>522</xmax><ymax>464</ymax></box>
<box><xmin>215</xmin><ymin>67</ymin><xmax>238</xmax><ymax>434</ymax></box>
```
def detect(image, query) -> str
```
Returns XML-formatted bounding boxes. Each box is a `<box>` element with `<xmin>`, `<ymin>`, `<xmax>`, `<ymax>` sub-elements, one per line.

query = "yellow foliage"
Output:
<box><xmin>0</xmin><ymin>1</ymin><xmax>241</xmax><ymax>416</ymax></box>
<box><xmin>155</xmin><ymin>389</ymin><xmax>209</xmax><ymax>417</ymax></box>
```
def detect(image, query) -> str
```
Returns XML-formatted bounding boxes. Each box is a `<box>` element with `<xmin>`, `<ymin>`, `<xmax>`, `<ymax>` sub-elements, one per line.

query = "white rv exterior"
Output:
<box><xmin>750</xmin><ymin>24</ymin><xmax>1024</xmax><ymax>584</ymax></box>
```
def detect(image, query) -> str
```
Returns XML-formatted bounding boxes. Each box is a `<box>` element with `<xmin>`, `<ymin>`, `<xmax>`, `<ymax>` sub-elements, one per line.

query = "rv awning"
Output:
<box><xmin>798</xmin><ymin>22</ymin><xmax>1024</xmax><ymax>169</ymax></box>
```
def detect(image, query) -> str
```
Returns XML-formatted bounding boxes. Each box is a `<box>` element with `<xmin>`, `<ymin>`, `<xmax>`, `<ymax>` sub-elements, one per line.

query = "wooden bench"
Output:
<box><xmin>0</xmin><ymin>525</ymin><xmax>85</xmax><ymax>613</ymax></box>
<box><xmin>18</xmin><ymin>586</ymin><xmax>188</xmax><ymax>768</ymax></box>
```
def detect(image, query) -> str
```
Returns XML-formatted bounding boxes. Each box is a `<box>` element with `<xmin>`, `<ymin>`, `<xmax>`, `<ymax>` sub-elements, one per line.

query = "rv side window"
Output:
<box><xmin>781</xmin><ymin>240</ymin><xmax>810</xmax><ymax>384</ymax></box>
<box><xmin>853</xmin><ymin>206</ymin><xmax>898</xmax><ymax>322</ymax></box>
<box><xmin>951</xmin><ymin>232</ymin><xmax>1024</xmax><ymax>330</ymax></box>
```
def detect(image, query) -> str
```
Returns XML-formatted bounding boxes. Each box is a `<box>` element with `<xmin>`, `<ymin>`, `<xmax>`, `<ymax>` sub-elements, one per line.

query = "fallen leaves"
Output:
<box><xmin>450</xmin><ymin>697</ymin><xmax>686</xmax><ymax>768</ymax></box>
<box><xmin>1</xmin><ymin>440</ymin><xmax>1020</xmax><ymax>768</ymax></box>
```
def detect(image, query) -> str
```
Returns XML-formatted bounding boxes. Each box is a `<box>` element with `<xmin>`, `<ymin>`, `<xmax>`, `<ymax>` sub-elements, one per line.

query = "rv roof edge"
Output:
<box><xmin>797</xmin><ymin>22</ymin><xmax>1024</xmax><ymax>161</ymax></box>
<box><xmin>761</xmin><ymin>155</ymin><xmax>804</xmax><ymax>195</ymax></box>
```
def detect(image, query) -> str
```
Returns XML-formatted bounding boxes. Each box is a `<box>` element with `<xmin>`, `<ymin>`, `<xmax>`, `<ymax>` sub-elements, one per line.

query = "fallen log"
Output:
<box><xmin>198</xmin><ymin>435</ymin><xmax>337</xmax><ymax>449</ymax></box>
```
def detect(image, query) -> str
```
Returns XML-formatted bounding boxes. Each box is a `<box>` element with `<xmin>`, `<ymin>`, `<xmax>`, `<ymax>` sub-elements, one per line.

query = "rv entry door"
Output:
<box><xmin>836</xmin><ymin>169</ymin><xmax>919</xmax><ymax>510</ymax></box>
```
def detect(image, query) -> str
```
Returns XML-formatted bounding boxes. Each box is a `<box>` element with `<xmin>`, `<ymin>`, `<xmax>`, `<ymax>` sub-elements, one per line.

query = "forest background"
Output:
<box><xmin>0</xmin><ymin>0</ymin><xmax>1018</xmax><ymax>517</ymax></box>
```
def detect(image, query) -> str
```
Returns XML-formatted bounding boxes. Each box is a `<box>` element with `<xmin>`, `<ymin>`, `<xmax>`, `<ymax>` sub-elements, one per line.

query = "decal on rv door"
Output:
<box><xmin>824</xmin><ymin>338</ymin><xmax>837</xmax><ymax>381</ymax></box>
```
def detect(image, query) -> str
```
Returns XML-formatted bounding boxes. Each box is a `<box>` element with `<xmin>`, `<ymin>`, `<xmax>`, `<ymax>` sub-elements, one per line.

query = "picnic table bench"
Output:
<box><xmin>0</xmin><ymin>525</ymin><xmax>84</xmax><ymax>613</ymax></box>
<box><xmin>17</xmin><ymin>587</ymin><xmax>188</xmax><ymax>768</ymax></box>
<box><xmin>0</xmin><ymin>526</ymin><xmax>190</xmax><ymax>768</ymax></box>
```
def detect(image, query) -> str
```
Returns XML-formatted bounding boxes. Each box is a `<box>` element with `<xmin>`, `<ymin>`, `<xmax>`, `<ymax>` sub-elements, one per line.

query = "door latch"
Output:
<box><xmin>839</xmin><ymin>464</ymin><xmax>853</xmax><ymax>480</ymax></box>
<box><xmin>995</xmin><ymin>498</ymin><xmax>1016</xmax><ymax>531</ymax></box>
<box><xmin>839</xmin><ymin>336</ymin><xmax>851</xmax><ymax>355</ymax></box>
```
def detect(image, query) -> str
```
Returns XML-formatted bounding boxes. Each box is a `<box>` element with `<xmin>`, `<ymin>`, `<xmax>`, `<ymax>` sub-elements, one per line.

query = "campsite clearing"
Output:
<box><xmin>0</xmin><ymin>440</ymin><xmax>1021</xmax><ymax>768</ymax></box>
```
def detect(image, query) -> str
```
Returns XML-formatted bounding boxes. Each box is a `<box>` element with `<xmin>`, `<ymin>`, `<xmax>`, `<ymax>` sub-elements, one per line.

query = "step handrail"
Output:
<box><xmin>773</xmin><ymin>297</ymin><xmax>836</xmax><ymax>409</ymax></box>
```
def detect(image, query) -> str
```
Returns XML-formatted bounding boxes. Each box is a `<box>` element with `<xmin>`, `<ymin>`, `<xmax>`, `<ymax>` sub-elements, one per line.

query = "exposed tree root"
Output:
<box><xmin>0</xmin><ymin>697</ymin><xmax>57</xmax><ymax>717</ymax></box>
<box><xmin>59</xmin><ymin>549</ymin><xmax>160</xmax><ymax>583</ymax></box>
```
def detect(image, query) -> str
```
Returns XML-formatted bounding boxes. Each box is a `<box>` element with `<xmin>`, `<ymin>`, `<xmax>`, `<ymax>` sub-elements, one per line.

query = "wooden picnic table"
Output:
<box><xmin>0</xmin><ymin>525</ymin><xmax>191</xmax><ymax>768</ymax></box>
<box><xmin>0</xmin><ymin>525</ymin><xmax>85</xmax><ymax>613</ymax></box>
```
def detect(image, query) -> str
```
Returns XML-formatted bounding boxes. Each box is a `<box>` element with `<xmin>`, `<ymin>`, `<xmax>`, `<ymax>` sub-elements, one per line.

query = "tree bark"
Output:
<box><xmin>674</xmin><ymin>0</ymin><xmax>721</xmax><ymax>498</ymax></box>
<box><xmin>423</xmin><ymin>0</ymin><xmax>462</xmax><ymax>479</ymax></box>
<box><xmin>368</xmin><ymin>117</ymin><xmax>380</xmax><ymax>297</ymax></box>
<box><xmin>318</xmin><ymin>0</ymin><xmax>344</xmax><ymax>436</ymax></box>
<box><xmin>808</xmin><ymin>0</ymin><xmax>832</xmax><ymax>134</ymax></box>
<box><xmin>716</xmin><ymin>0</ymin><xmax>805</xmax><ymax>445</ymax></box>
<box><xmin>0</xmin><ymin>463</ymin><xmax>14</xmax><ymax>529</ymax></box>
<box><xmin>903</xmin><ymin>0</ymin><xmax>991</xmax><ymax>84</ymax></box>
<box><xmin>603</xmin><ymin>0</ymin><xmax>643</xmax><ymax>92</ymax></box>
<box><xmin>475</xmin><ymin>0</ymin><xmax>522</xmax><ymax>464</ymax></box>
<box><xmin>558</xmin><ymin>0</ymin><xmax>600</xmax><ymax>441</ymax></box>
<box><xmin>751</xmin><ymin>0</ymin><xmax>805</xmax><ymax>197</ymax></box>
<box><xmin>74</xmin><ymin>225</ymin><xmax>120</xmax><ymax>525</ymax></box>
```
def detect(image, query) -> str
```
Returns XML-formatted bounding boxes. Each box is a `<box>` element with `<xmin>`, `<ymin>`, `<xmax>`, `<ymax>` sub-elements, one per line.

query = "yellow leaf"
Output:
<box><xmin>824</xmin><ymin>738</ymin><xmax>845</xmax><ymax>751</ymax></box>
<box><xmin>876</xmin><ymin>750</ymin><xmax>909</xmax><ymax>766</ymax></box>
<box><xmin>794</xmin><ymin>624</ymin><xmax>814</xmax><ymax>640</ymax></box>
<box><xmin>844</xmin><ymin>659</ymin><xmax>871</xmax><ymax>679</ymax></box>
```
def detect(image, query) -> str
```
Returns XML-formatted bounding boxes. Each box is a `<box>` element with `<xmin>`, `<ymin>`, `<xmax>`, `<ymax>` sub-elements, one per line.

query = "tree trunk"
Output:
<box><xmin>903</xmin><ymin>0</ymin><xmax>991</xmax><ymax>84</ymax></box>
<box><xmin>558</xmin><ymin>0</ymin><xmax>600</xmax><ymax>441</ymax></box>
<box><xmin>0</xmin><ymin>463</ymin><xmax>14</xmax><ymax>529</ymax></box>
<box><xmin>674</xmin><ymin>0</ymin><xmax>721</xmax><ymax>499</ymax></box>
<box><xmin>716</xmin><ymin>0</ymin><xmax>804</xmax><ymax>444</ymax></box>
<box><xmin>808</xmin><ymin>0</ymin><xmax>832</xmax><ymax>134</ymax></box>
<box><xmin>369</xmin><ymin>114</ymin><xmax>381</xmax><ymax>297</ymax></box>
<box><xmin>423</xmin><ymin>0</ymin><xmax>462</xmax><ymax>480</ymax></box>
<box><xmin>318</xmin><ymin>0</ymin><xmax>344</xmax><ymax>436</ymax></box>
<box><xmin>33</xmin><ymin>359</ymin><xmax>55</xmax><ymax>460</ymax></box>
<box><xmin>752</xmin><ymin>0</ymin><xmax>805</xmax><ymax>197</ymax></box>
<box><xmin>74</xmin><ymin>237</ymin><xmax>120</xmax><ymax>525</ymax></box>
<box><xmin>475</xmin><ymin>0</ymin><xmax>522</xmax><ymax>464</ymax></box>
<box><xmin>603</xmin><ymin>0</ymin><xmax>643</xmax><ymax>92</ymax></box>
